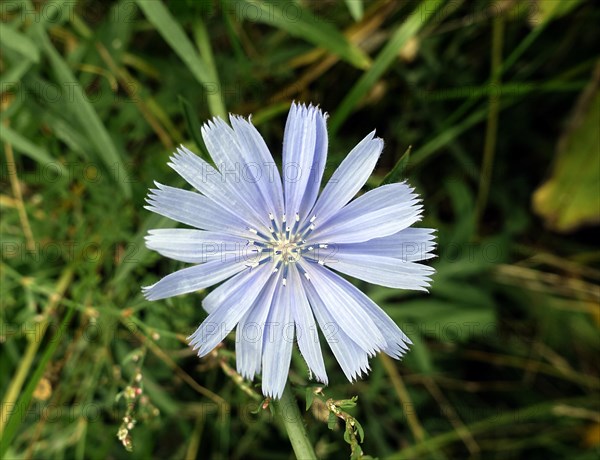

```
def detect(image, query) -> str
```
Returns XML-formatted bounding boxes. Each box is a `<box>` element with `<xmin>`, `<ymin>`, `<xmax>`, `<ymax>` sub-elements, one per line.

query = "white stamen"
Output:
<box><xmin>310</xmin><ymin>215</ymin><xmax>316</xmax><ymax>223</ymax></box>
<box><xmin>282</xmin><ymin>277</ymin><xmax>287</xmax><ymax>286</ymax></box>
<box><xmin>282</xmin><ymin>214</ymin><xmax>287</xmax><ymax>223</ymax></box>
<box><xmin>319</xmin><ymin>244</ymin><xmax>328</xmax><ymax>249</ymax></box>
<box><xmin>304</xmin><ymin>272</ymin><xmax>310</xmax><ymax>280</ymax></box>
<box><xmin>318</xmin><ymin>260</ymin><xmax>325</xmax><ymax>265</ymax></box>
<box><xmin>248</xmin><ymin>228</ymin><xmax>258</xmax><ymax>235</ymax></box>
<box><xmin>295</xmin><ymin>213</ymin><xmax>300</xmax><ymax>222</ymax></box>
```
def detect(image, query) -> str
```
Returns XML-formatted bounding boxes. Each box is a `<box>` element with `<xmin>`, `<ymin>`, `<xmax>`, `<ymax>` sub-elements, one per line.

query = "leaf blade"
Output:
<box><xmin>234</xmin><ymin>0</ymin><xmax>371</xmax><ymax>70</ymax></box>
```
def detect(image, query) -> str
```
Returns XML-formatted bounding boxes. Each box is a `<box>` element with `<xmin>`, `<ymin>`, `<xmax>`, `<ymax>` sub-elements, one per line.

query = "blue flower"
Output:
<box><xmin>143</xmin><ymin>103</ymin><xmax>435</xmax><ymax>398</ymax></box>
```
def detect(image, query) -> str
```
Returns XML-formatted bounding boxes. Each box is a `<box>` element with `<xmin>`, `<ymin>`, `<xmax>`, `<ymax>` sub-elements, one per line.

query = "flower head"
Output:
<box><xmin>143</xmin><ymin>103</ymin><xmax>435</xmax><ymax>398</ymax></box>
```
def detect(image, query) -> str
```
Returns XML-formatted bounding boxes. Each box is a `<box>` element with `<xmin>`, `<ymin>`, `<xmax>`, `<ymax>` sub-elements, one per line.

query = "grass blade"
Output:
<box><xmin>330</xmin><ymin>0</ymin><xmax>446</xmax><ymax>133</ymax></box>
<box><xmin>31</xmin><ymin>25</ymin><xmax>131</xmax><ymax>197</ymax></box>
<box><xmin>178</xmin><ymin>95</ymin><xmax>212</xmax><ymax>164</ymax></box>
<box><xmin>234</xmin><ymin>0</ymin><xmax>371</xmax><ymax>70</ymax></box>
<box><xmin>135</xmin><ymin>0</ymin><xmax>227</xmax><ymax>118</ymax></box>
<box><xmin>0</xmin><ymin>23</ymin><xmax>40</xmax><ymax>62</ymax></box>
<box><xmin>0</xmin><ymin>269</ymin><xmax>75</xmax><ymax>457</ymax></box>
<box><xmin>345</xmin><ymin>0</ymin><xmax>364</xmax><ymax>22</ymax></box>
<box><xmin>380</xmin><ymin>145</ymin><xmax>412</xmax><ymax>185</ymax></box>
<box><xmin>0</xmin><ymin>124</ymin><xmax>61</xmax><ymax>169</ymax></box>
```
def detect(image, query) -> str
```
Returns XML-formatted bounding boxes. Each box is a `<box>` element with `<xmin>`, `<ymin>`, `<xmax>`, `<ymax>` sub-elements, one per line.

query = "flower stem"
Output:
<box><xmin>272</xmin><ymin>385</ymin><xmax>317</xmax><ymax>460</ymax></box>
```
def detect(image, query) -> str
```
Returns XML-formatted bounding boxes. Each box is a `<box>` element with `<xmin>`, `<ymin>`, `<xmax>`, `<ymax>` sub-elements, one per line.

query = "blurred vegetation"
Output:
<box><xmin>1</xmin><ymin>0</ymin><xmax>599</xmax><ymax>459</ymax></box>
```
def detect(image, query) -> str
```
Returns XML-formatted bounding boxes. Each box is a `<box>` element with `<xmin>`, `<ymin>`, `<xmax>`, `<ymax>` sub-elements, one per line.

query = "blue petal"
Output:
<box><xmin>230</xmin><ymin>115</ymin><xmax>285</xmax><ymax>220</ymax></box>
<box><xmin>320</xmin><ymin>253</ymin><xmax>434</xmax><ymax>291</ymax></box>
<box><xmin>202</xmin><ymin>269</ymin><xmax>250</xmax><ymax>314</ymax></box>
<box><xmin>282</xmin><ymin>103</ymin><xmax>322</xmax><ymax>221</ymax></box>
<box><xmin>201</xmin><ymin>119</ymin><xmax>271</xmax><ymax>225</ymax></box>
<box><xmin>298</xmin><ymin>108</ymin><xmax>328</xmax><ymax>221</ymax></box>
<box><xmin>261</xmin><ymin>276</ymin><xmax>295</xmax><ymax>399</ymax></box>
<box><xmin>142</xmin><ymin>258</ymin><xmax>247</xmax><ymax>301</ymax></box>
<box><xmin>309</xmin><ymin>131</ymin><xmax>383</xmax><ymax>224</ymax></box>
<box><xmin>333</xmin><ymin>228</ymin><xmax>436</xmax><ymax>261</ymax></box>
<box><xmin>288</xmin><ymin>265</ymin><xmax>328</xmax><ymax>384</ymax></box>
<box><xmin>299</xmin><ymin>260</ymin><xmax>387</xmax><ymax>355</ymax></box>
<box><xmin>168</xmin><ymin>146</ymin><xmax>270</xmax><ymax>233</ymax></box>
<box><xmin>145</xmin><ymin>182</ymin><xmax>258</xmax><ymax>239</ymax></box>
<box><xmin>310</xmin><ymin>182</ymin><xmax>423</xmax><ymax>244</ymax></box>
<box><xmin>145</xmin><ymin>229</ymin><xmax>249</xmax><ymax>264</ymax></box>
<box><xmin>309</xmin><ymin>266</ymin><xmax>412</xmax><ymax>359</ymax></box>
<box><xmin>188</xmin><ymin>263</ymin><xmax>273</xmax><ymax>357</ymax></box>
<box><xmin>235</xmin><ymin>273</ymin><xmax>280</xmax><ymax>380</ymax></box>
<box><xmin>302</xmin><ymin>276</ymin><xmax>370</xmax><ymax>382</ymax></box>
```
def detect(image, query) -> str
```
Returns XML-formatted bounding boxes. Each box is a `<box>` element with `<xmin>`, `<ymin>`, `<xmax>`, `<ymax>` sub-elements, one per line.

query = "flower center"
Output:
<box><xmin>247</xmin><ymin>213</ymin><xmax>320</xmax><ymax>285</ymax></box>
<box><xmin>272</xmin><ymin>235</ymin><xmax>301</xmax><ymax>264</ymax></box>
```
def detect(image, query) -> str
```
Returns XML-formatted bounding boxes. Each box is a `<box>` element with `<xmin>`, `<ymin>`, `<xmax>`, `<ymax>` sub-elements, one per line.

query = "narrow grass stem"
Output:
<box><xmin>476</xmin><ymin>15</ymin><xmax>505</xmax><ymax>228</ymax></box>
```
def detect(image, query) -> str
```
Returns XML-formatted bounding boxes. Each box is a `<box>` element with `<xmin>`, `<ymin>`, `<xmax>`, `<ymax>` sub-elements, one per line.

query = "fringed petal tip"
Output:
<box><xmin>141</xmin><ymin>284</ymin><xmax>156</xmax><ymax>301</ymax></box>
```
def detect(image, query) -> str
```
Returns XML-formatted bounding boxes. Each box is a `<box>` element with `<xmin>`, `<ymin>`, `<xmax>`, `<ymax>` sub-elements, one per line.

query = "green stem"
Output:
<box><xmin>272</xmin><ymin>385</ymin><xmax>317</xmax><ymax>460</ymax></box>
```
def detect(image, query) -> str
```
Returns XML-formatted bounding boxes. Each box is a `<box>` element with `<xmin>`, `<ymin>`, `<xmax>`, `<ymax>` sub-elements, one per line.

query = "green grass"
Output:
<box><xmin>1</xmin><ymin>1</ymin><xmax>599</xmax><ymax>459</ymax></box>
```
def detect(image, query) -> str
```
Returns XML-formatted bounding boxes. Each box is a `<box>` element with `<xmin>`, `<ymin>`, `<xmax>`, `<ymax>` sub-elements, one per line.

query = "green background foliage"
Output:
<box><xmin>1</xmin><ymin>0</ymin><xmax>599</xmax><ymax>458</ymax></box>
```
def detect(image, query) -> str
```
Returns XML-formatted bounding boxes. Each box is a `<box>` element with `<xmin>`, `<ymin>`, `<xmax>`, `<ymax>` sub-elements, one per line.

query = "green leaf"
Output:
<box><xmin>0</xmin><ymin>61</ymin><xmax>33</xmax><ymax>87</ymax></box>
<box><xmin>233</xmin><ymin>0</ymin><xmax>371</xmax><ymax>70</ymax></box>
<box><xmin>400</xmin><ymin>332</ymin><xmax>434</xmax><ymax>374</ymax></box>
<box><xmin>31</xmin><ymin>25</ymin><xmax>131</xmax><ymax>197</ymax></box>
<box><xmin>0</xmin><ymin>124</ymin><xmax>61</xmax><ymax>169</ymax></box>
<box><xmin>0</xmin><ymin>304</ymin><xmax>75</xmax><ymax>457</ymax></box>
<box><xmin>0</xmin><ymin>23</ymin><xmax>40</xmax><ymax>62</ymax></box>
<box><xmin>345</xmin><ymin>0</ymin><xmax>364</xmax><ymax>22</ymax></box>
<box><xmin>178</xmin><ymin>95</ymin><xmax>212</xmax><ymax>164</ymax></box>
<box><xmin>330</xmin><ymin>0</ymin><xmax>446</xmax><ymax>133</ymax></box>
<box><xmin>529</xmin><ymin>0</ymin><xmax>583</xmax><ymax>27</ymax></box>
<box><xmin>338</xmin><ymin>396</ymin><xmax>358</xmax><ymax>409</ymax></box>
<box><xmin>380</xmin><ymin>145</ymin><xmax>412</xmax><ymax>185</ymax></box>
<box><xmin>305</xmin><ymin>387</ymin><xmax>315</xmax><ymax>411</ymax></box>
<box><xmin>328</xmin><ymin>411</ymin><xmax>338</xmax><ymax>430</ymax></box>
<box><xmin>135</xmin><ymin>0</ymin><xmax>226</xmax><ymax>118</ymax></box>
<box><xmin>533</xmin><ymin>76</ymin><xmax>600</xmax><ymax>232</ymax></box>
<box><xmin>354</xmin><ymin>419</ymin><xmax>365</xmax><ymax>443</ymax></box>
<box><xmin>343</xmin><ymin>427</ymin><xmax>352</xmax><ymax>444</ymax></box>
